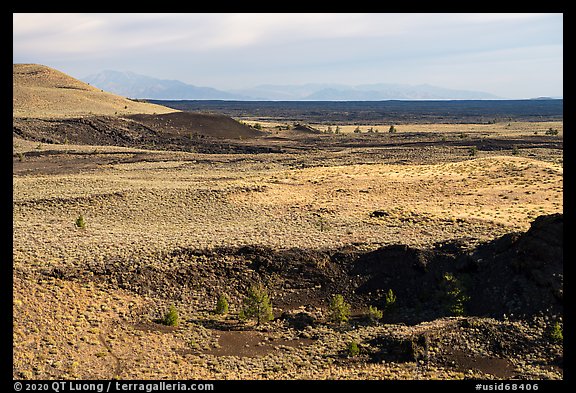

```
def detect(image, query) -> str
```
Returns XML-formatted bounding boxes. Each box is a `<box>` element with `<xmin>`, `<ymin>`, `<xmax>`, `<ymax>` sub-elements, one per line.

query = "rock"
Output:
<box><xmin>370</xmin><ymin>210</ymin><xmax>390</xmax><ymax>218</ymax></box>
<box><xmin>280</xmin><ymin>311</ymin><xmax>316</xmax><ymax>330</ymax></box>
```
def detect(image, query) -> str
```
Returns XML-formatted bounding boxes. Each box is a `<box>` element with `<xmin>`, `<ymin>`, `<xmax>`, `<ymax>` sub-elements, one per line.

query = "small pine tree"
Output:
<box><xmin>239</xmin><ymin>284</ymin><xmax>273</xmax><ymax>325</ymax></box>
<box><xmin>162</xmin><ymin>305</ymin><xmax>179</xmax><ymax>327</ymax></box>
<box><xmin>442</xmin><ymin>273</ymin><xmax>469</xmax><ymax>316</ymax></box>
<box><xmin>329</xmin><ymin>294</ymin><xmax>351</xmax><ymax>324</ymax></box>
<box><xmin>347</xmin><ymin>341</ymin><xmax>360</xmax><ymax>357</ymax></box>
<box><xmin>317</xmin><ymin>215</ymin><xmax>330</xmax><ymax>232</ymax></box>
<box><xmin>367</xmin><ymin>305</ymin><xmax>383</xmax><ymax>323</ymax></box>
<box><xmin>385</xmin><ymin>289</ymin><xmax>396</xmax><ymax>310</ymax></box>
<box><xmin>389</xmin><ymin>125</ymin><xmax>396</xmax><ymax>133</ymax></box>
<box><xmin>549</xmin><ymin>321</ymin><xmax>563</xmax><ymax>343</ymax></box>
<box><xmin>75</xmin><ymin>214</ymin><xmax>86</xmax><ymax>229</ymax></box>
<box><xmin>215</xmin><ymin>294</ymin><xmax>229</xmax><ymax>315</ymax></box>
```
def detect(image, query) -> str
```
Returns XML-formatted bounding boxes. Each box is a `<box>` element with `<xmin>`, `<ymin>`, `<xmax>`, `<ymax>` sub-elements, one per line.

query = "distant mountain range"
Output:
<box><xmin>83</xmin><ymin>70</ymin><xmax>503</xmax><ymax>101</ymax></box>
<box><xmin>83</xmin><ymin>70</ymin><xmax>248</xmax><ymax>100</ymax></box>
<box><xmin>230</xmin><ymin>83</ymin><xmax>501</xmax><ymax>100</ymax></box>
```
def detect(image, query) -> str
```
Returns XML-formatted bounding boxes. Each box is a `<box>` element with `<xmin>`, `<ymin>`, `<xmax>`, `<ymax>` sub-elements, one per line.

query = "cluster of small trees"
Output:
<box><xmin>160</xmin><ymin>285</ymin><xmax>398</xmax><ymax>328</ymax></box>
<box><xmin>160</xmin><ymin>284</ymin><xmax>274</xmax><ymax>327</ymax></box>
<box><xmin>327</xmin><ymin>289</ymin><xmax>396</xmax><ymax>325</ymax></box>
<box><xmin>324</xmin><ymin>125</ymin><xmax>396</xmax><ymax>134</ymax></box>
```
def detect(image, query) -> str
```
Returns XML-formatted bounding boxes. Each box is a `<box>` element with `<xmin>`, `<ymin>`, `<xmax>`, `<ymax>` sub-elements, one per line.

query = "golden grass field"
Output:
<box><xmin>13</xmin><ymin>121</ymin><xmax>563</xmax><ymax>258</ymax></box>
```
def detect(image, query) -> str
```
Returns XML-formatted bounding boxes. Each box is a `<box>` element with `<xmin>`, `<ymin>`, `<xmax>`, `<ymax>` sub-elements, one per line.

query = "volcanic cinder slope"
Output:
<box><xmin>13</xmin><ymin>64</ymin><xmax>265</xmax><ymax>148</ymax></box>
<box><xmin>13</xmin><ymin>64</ymin><xmax>178</xmax><ymax>118</ymax></box>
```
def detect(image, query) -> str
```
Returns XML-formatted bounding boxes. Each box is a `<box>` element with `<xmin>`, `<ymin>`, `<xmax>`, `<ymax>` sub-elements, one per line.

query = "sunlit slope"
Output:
<box><xmin>13</xmin><ymin>64</ymin><xmax>178</xmax><ymax>118</ymax></box>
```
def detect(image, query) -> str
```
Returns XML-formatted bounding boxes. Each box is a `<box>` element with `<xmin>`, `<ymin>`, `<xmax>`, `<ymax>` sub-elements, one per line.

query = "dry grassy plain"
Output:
<box><xmin>13</xmin><ymin>120</ymin><xmax>563</xmax><ymax>380</ymax></box>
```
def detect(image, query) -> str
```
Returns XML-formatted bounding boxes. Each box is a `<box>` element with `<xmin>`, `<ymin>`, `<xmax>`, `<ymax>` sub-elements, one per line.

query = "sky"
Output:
<box><xmin>13</xmin><ymin>13</ymin><xmax>563</xmax><ymax>99</ymax></box>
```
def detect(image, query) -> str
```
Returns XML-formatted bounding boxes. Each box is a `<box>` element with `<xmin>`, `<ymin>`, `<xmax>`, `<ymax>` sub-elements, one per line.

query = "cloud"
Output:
<box><xmin>13</xmin><ymin>14</ymin><xmax>179</xmax><ymax>58</ymax></box>
<box><xmin>13</xmin><ymin>13</ymin><xmax>563</xmax><ymax>98</ymax></box>
<box><xmin>12</xmin><ymin>13</ymin><xmax>424</xmax><ymax>57</ymax></box>
<box><xmin>13</xmin><ymin>13</ymin><xmax>102</xmax><ymax>37</ymax></box>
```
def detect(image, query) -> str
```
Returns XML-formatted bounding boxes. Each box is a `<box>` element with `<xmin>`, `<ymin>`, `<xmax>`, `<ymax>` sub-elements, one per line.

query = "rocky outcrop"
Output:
<box><xmin>465</xmin><ymin>213</ymin><xmax>563</xmax><ymax>317</ymax></box>
<box><xmin>43</xmin><ymin>214</ymin><xmax>563</xmax><ymax>324</ymax></box>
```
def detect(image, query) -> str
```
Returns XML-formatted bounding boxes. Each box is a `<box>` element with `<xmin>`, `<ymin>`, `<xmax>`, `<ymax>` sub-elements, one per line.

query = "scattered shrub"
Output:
<box><xmin>328</xmin><ymin>294</ymin><xmax>351</xmax><ymax>324</ymax></box>
<box><xmin>389</xmin><ymin>125</ymin><xmax>396</xmax><ymax>133</ymax></box>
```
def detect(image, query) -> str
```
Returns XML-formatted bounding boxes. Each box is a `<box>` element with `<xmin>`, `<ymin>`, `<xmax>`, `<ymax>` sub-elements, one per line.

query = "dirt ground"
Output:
<box><xmin>12</xmin><ymin>119</ymin><xmax>563</xmax><ymax>380</ymax></box>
